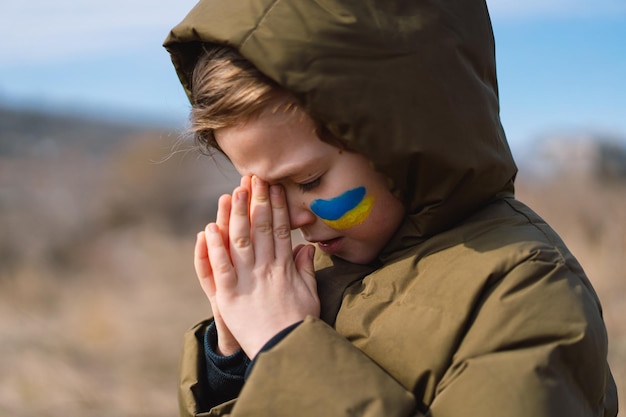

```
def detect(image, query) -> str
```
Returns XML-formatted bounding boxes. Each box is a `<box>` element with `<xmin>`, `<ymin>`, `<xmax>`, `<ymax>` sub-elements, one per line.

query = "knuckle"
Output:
<box><xmin>232</xmin><ymin>236</ymin><xmax>251</xmax><ymax>249</ymax></box>
<box><xmin>255</xmin><ymin>193</ymin><xmax>269</xmax><ymax>203</ymax></box>
<box><xmin>256</xmin><ymin>221</ymin><xmax>273</xmax><ymax>235</ymax></box>
<box><xmin>262</xmin><ymin>265</ymin><xmax>286</xmax><ymax>282</ymax></box>
<box><xmin>274</xmin><ymin>225</ymin><xmax>291</xmax><ymax>239</ymax></box>
<box><xmin>214</xmin><ymin>262</ymin><xmax>232</xmax><ymax>275</ymax></box>
<box><xmin>270</xmin><ymin>196</ymin><xmax>286</xmax><ymax>208</ymax></box>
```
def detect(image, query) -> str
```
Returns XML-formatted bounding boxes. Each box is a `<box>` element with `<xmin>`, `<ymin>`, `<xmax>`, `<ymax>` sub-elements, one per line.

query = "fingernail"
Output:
<box><xmin>237</xmin><ymin>190</ymin><xmax>248</xmax><ymax>201</ymax></box>
<box><xmin>253</xmin><ymin>176</ymin><xmax>266</xmax><ymax>187</ymax></box>
<box><xmin>208</xmin><ymin>223</ymin><xmax>218</xmax><ymax>233</ymax></box>
<box><xmin>270</xmin><ymin>184</ymin><xmax>282</xmax><ymax>195</ymax></box>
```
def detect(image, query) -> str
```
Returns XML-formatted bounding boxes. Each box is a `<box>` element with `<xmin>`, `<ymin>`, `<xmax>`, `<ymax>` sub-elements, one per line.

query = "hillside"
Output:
<box><xmin>0</xmin><ymin>106</ymin><xmax>148</xmax><ymax>156</ymax></box>
<box><xmin>0</xmin><ymin>106</ymin><xmax>624</xmax><ymax>416</ymax></box>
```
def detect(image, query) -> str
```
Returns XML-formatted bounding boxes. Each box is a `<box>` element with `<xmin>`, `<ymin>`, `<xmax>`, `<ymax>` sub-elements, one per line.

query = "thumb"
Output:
<box><xmin>294</xmin><ymin>244</ymin><xmax>316</xmax><ymax>287</ymax></box>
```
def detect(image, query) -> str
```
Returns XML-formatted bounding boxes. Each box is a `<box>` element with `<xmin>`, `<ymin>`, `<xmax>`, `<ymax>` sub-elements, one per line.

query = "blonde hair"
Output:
<box><xmin>189</xmin><ymin>45</ymin><xmax>345</xmax><ymax>154</ymax></box>
<box><xmin>189</xmin><ymin>46</ymin><xmax>289</xmax><ymax>153</ymax></box>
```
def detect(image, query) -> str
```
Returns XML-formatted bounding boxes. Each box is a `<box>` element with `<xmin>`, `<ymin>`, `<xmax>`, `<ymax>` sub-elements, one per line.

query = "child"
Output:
<box><xmin>164</xmin><ymin>1</ymin><xmax>618</xmax><ymax>416</ymax></box>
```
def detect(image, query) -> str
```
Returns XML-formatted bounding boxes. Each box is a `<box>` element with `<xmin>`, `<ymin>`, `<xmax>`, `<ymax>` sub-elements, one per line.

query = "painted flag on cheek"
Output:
<box><xmin>310</xmin><ymin>186</ymin><xmax>374</xmax><ymax>230</ymax></box>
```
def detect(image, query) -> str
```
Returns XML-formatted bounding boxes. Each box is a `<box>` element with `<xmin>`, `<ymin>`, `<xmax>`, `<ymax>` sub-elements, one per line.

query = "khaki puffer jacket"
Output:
<box><xmin>164</xmin><ymin>1</ymin><xmax>618</xmax><ymax>416</ymax></box>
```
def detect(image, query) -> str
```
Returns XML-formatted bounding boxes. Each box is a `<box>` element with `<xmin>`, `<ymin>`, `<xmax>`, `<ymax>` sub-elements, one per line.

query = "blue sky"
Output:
<box><xmin>0</xmin><ymin>0</ymin><xmax>625</xmax><ymax>154</ymax></box>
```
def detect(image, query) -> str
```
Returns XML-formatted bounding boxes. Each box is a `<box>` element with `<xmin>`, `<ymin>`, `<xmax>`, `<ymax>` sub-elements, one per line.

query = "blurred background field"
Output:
<box><xmin>0</xmin><ymin>105</ymin><xmax>624</xmax><ymax>416</ymax></box>
<box><xmin>1</xmin><ymin>1</ymin><xmax>625</xmax><ymax>415</ymax></box>
<box><xmin>0</xmin><ymin>106</ymin><xmax>239</xmax><ymax>416</ymax></box>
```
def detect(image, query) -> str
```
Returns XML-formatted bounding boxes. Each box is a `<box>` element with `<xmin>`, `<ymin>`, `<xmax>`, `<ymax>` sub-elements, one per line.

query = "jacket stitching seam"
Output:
<box><xmin>241</xmin><ymin>0</ymin><xmax>282</xmax><ymax>48</ymax></box>
<box><xmin>502</xmin><ymin>198</ymin><xmax>580</xmax><ymax>275</ymax></box>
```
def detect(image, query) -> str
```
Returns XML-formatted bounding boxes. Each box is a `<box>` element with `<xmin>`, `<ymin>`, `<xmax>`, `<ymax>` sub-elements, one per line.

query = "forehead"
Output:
<box><xmin>215</xmin><ymin>109</ymin><xmax>334</xmax><ymax>181</ymax></box>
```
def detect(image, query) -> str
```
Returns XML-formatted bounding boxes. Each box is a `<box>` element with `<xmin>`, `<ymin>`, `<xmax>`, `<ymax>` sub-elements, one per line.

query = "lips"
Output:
<box><xmin>315</xmin><ymin>236</ymin><xmax>344</xmax><ymax>255</ymax></box>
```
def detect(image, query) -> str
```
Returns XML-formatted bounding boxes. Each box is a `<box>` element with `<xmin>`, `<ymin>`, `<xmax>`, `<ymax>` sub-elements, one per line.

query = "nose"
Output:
<box><xmin>287</xmin><ymin>196</ymin><xmax>317</xmax><ymax>230</ymax></box>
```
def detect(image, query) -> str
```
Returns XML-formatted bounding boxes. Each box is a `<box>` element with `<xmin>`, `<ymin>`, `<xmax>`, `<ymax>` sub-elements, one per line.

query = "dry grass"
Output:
<box><xmin>517</xmin><ymin>173</ymin><xmax>626</xmax><ymax>408</ymax></box>
<box><xmin>0</xmin><ymin>230</ymin><xmax>204</xmax><ymax>416</ymax></box>
<box><xmin>0</xmin><ymin>132</ymin><xmax>239</xmax><ymax>417</ymax></box>
<box><xmin>0</xmin><ymin>134</ymin><xmax>623</xmax><ymax>416</ymax></box>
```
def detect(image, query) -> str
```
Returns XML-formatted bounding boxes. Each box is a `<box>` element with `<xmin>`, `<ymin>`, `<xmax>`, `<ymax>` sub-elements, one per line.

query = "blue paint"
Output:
<box><xmin>310</xmin><ymin>186</ymin><xmax>366</xmax><ymax>221</ymax></box>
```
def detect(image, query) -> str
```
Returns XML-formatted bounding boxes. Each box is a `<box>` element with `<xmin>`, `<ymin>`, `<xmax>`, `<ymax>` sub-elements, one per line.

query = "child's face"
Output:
<box><xmin>215</xmin><ymin>108</ymin><xmax>405</xmax><ymax>264</ymax></box>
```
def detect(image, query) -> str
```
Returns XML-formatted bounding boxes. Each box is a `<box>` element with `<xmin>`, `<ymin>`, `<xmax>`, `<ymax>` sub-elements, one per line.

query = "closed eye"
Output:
<box><xmin>298</xmin><ymin>177</ymin><xmax>321</xmax><ymax>193</ymax></box>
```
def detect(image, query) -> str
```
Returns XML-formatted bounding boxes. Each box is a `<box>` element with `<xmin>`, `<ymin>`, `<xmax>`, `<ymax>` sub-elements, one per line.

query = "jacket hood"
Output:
<box><xmin>164</xmin><ymin>0</ymin><xmax>517</xmax><ymax>238</ymax></box>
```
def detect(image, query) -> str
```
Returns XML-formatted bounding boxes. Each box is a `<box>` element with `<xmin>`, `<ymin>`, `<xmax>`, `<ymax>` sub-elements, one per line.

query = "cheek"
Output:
<box><xmin>310</xmin><ymin>186</ymin><xmax>375</xmax><ymax>230</ymax></box>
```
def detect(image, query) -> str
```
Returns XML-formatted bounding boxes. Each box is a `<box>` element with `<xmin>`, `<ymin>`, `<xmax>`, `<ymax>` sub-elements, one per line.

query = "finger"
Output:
<box><xmin>270</xmin><ymin>184</ymin><xmax>293</xmax><ymax>262</ymax></box>
<box><xmin>292</xmin><ymin>243</ymin><xmax>306</xmax><ymax>258</ymax></box>
<box><xmin>216</xmin><ymin>194</ymin><xmax>232</xmax><ymax>250</ymax></box>
<box><xmin>294</xmin><ymin>244</ymin><xmax>318</xmax><ymax>294</ymax></box>
<box><xmin>240</xmin><ymin>174</ymin><xmax>251</xmax><ymax>190</ymax></box>
<box><xmin>250</xmin><ymin>176</ymin><xmax>275</xmax><ymax>261</ymax></box>
<box><xmin>206</xmin><ymin>223</ymin><xmax>238</xmax><ymax>290</ymax></box>
<box><xmin>194</xmin><ymin>231</ymin><xmax>216</xmax><ymax>295</ymax></box>
<box><xmin>228</xmin><ymin>187</ymin><xmax>254</xmax><ymax>268</ymax></box>
<box><xmin>194</xmin><ymin>231</ymin><xmax>210</xmax><ymax>276</ymax></box>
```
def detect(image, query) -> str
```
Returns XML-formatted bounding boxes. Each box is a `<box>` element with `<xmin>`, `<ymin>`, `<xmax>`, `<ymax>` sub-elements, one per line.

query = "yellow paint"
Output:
<box><xmin>321</xmin><ymin>195</ymin><xmax>375</xmax><ymax>230</ymax></box>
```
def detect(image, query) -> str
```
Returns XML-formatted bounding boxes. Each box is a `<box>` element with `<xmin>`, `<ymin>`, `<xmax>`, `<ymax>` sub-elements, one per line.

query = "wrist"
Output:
<box><xmin>243</xmin><ymin>319</ymin><xmax>304</xmax><ymax>359</ymax></box>
<box><xmin>213</xmin><ymin>319</ymin><xmax>240</xmax><ymax>356</ymax></box>
<box><xmin>205</xmin><ymin>321</ymin><xmax>249</xmax><ymax>363</ymax></box>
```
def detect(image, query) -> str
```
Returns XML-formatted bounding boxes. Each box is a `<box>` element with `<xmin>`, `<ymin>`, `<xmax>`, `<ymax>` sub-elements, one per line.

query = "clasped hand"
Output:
<box><xmin>194</xmin><ymin>175</ymin><xmax>320</xmax><ymax>359</ymax></box>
